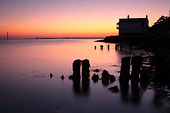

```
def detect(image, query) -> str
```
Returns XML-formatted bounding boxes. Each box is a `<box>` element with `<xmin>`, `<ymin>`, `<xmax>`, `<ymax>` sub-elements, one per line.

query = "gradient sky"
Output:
<box><xmin>0</xmin><ymin>0</ymin><xmax>170</xmax><ymax>38</ymax></box>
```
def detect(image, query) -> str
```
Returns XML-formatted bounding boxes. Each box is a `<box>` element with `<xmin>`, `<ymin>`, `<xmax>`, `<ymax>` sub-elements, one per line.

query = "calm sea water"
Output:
<box><xmin>0</xmin><ymin>39</ymin><xmax>169</xmax><ymax>113</ymax></box>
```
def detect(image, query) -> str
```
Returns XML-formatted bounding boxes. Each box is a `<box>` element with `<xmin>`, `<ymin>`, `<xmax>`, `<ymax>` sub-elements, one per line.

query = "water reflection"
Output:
<box><xmin>82</xmin><ymin>77</ymin><xmax>90</xmax><ymax>95</ymax></box>
<box><xmin>119</xmin><ymin>78</ymin><xmax>129</xmax><ymax>103</ymax></box>
<box><xmin>72</xmin><ymin>77</ymin><xmax>81</xmax><ymax>95</ymax></box>
<box><xmin>100</xmin><ymin>45</ymin><xmax>103</xmax><ymax>50</ymax></box>
<box><xmin>72</xmin><ymin>77</ymin><xmax>90</xmax><ymax>97</ymax></box>
<box><xmin>101</xmin><ymin>78</ymin><xmax>109</xmax><ymax>86</ymax></box>
<box><xmin>71</xmin><ymin>59</ymin><xmax>90</xmax><ymax>97</ymax></box>
<box><xmin>131</xmin><ymin>80</ymin><xmax>141</xmax><ymax>105</ymax></box>
<box><xmin>0</xmin><ymin>39</ymin><xmax>170</xmax><ymax>113</ymax></box>
<box><xmin>119</xmin><ymin>79</ymin><xmax>142</xmax><ymax>105</ymax></box>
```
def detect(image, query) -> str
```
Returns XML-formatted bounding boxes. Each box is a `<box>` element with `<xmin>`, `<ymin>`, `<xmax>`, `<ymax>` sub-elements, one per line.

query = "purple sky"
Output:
<box><xmin>0</xmin><ymin>0</ymin><xmax>170</xmax><ymax>38</ymax></box>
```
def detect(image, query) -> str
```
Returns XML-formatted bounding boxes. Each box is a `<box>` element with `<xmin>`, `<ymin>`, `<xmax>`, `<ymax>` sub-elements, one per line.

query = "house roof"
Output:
<box><xmin>119</xmin><ymin>18</ymin><xmax>148</xmax><ymax>23</ymax></box>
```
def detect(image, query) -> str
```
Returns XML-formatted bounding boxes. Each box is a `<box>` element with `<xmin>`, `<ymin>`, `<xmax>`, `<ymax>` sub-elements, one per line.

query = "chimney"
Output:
<box><xmin>146</xmin><ymin>15</ymin><xmax>148</xmax><ymax>19</ymax></box>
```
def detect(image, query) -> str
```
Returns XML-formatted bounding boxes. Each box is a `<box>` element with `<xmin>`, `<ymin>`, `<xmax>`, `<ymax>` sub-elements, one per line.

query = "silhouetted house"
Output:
<box><xmin>117</xmin><ymin>15</ymin><xmax>149</xmax><ymax>36</ymax></box>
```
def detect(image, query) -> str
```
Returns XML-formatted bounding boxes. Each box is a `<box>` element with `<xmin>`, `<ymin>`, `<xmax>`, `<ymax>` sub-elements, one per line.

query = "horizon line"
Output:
<box><xmin>0</xmin><ymin>37</ymin><xmax>106</xmax><ymax>40</ymax></box>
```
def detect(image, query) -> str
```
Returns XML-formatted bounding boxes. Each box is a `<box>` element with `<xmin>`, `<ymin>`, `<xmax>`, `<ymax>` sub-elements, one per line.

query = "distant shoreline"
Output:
<box><xmin>35</xmin><ymin>37</ymin><xmax>104</xmax><ymax>39</ymax></box>
<box><xmin>0</xmin><ymin>37</ymin><xmax>104</xmax><ymax>40</ymax></box>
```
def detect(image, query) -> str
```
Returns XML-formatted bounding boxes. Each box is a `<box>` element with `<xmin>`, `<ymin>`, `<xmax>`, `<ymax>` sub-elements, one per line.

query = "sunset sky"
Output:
<box><xmin>0</xmin><ymin>0</ymin><xmax>170</xmax><ymax>38</ymax></box>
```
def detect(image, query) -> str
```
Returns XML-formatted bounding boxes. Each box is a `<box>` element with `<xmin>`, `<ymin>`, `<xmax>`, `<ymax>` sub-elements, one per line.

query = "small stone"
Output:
<box><xmin>93</xmin><ymin>69</ymin><xmax>100</xmax><ymax>72</ymax></box>
<box><xmin>110</xmin><ymin>75</ymin><xmax>116</xmax><ymax>83</ymax></box>
<box><xmin>92</xmin><ymin>73</ymin><xmax>99</xmax><ymax>83</ymax></box>
<box><xmin>102</xmin><ymin>70</ymin><xmax>110</xmax><ymax>78</ymax></box>
<box><xmin>109</xmin><ymin>86</ymin><xmax>119</xmax><ymax>93</ymax></box>
<box><xmin>50</xmin><ymin>73</ymin><xmax>53</xmax><ymax>78</ymax></box>
<box><xmin>68</xmin><ymin>75</ymin><xmax>73</xmax><ymax>80</ymax></box>
<box><xmin>61</xmin><ymin>75</ymin><xmax>64</xmax><ymax>80</ymax></box>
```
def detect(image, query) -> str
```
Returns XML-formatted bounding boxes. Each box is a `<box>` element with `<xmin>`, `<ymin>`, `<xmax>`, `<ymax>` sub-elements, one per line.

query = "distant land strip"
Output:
<box><xmin>0</xmin><ymin>37</ymin><xmax>105</xmax><ymax>40</ymax></box>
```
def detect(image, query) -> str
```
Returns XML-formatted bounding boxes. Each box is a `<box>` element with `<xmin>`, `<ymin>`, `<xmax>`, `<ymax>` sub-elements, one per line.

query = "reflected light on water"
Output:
<box><xmin>0</xmin><ymin>39</ymin><xmax>168</xmax><ymax>113</ymax></box>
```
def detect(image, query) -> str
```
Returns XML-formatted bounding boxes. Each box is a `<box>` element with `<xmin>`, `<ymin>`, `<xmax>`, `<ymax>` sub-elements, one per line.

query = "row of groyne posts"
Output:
<box><xmin>71</xmin><ymin>59</ymin><xmax>90</xmax><ymax>79</ymax></box>
<box><xmin>69</xmin><ymin>59</ymin><xmax>115</xmax><ymax>83</ymax></box>
<box><xmin>69</xmin><ymin>59</ymin><xmax>91</xmax><ymax>94</ymax></box>
<box><xmin>94</xmin><ymin>44</ymin><xmax>120</xmax><ymax>51</ymax></box>
<box><xmin>119</xmin><ymin>56</ymin><xmax>148</xmax><ymax>87</ymax></box>
<box><xmin>68</xmin><ymin>59</ymin><xmax>117</xmax><ymax>94</ymax></box>
<box><xmin>69</xmin><ymin>56</ymin><xmax>148</xmax><ymax>88</ymax></box>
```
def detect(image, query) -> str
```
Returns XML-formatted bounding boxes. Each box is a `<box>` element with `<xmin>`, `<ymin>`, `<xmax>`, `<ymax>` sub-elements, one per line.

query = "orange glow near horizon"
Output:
<box><xmin>0</xmin><ymin>17</ymin><xmax>118</xmax><ymax>38</ymax></box>
<box><xmin>0</xmin><ymin>0</ymin><xmax>170</xmax><ymax>38</ymax></box>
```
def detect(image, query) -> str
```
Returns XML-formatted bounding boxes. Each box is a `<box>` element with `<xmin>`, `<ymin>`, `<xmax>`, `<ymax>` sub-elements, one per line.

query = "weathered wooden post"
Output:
<box><xmin>131</xmin><ymin>56</ymin><xmax>143</xmax><ymax>81</ymax></box>
<box><xmin>94</xmin><ymin>46</ymin><xmax>96</xmax><ymax>50</ymax></box>
<box><xmin>73</xmin><ymin>59</ymin><xmax>81</xmax><ymax>78</ymax></box>
<box><xmin>115</xmin><ymin>44</ymin><xmax>119</xmax><ymax>50</ymax></box>
<box><xmin>107</xmin><ymin>45</ymin><xmax>110</xmax><ymax>50</ymax></box>
<box><xmin>120</xmin><ymin>57</ymin><xmax>131</xmax><ymax>81</ymax></box>
<box><xmin>100</xmin><ymin>45</ymin><xmax>103</xmax><ymax>50</ymax></box>
<box><xmin>82</xmin><ymin>59</ymin><xmax>90</xmax><ymax>78</ymax></box>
